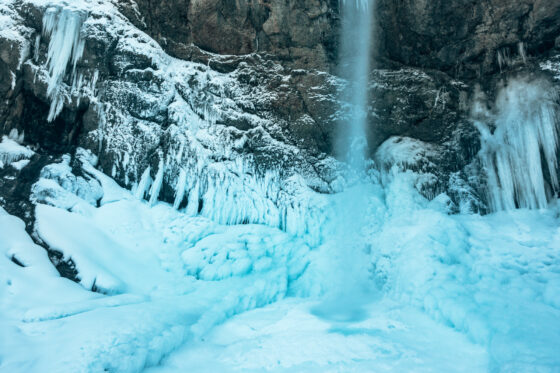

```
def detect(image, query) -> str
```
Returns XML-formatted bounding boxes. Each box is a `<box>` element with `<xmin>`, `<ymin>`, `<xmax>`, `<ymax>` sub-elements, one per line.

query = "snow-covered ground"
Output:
<box><xmin>1</xmin><ymin>155</ymin><xmax>559</xmax><ymax>372</ymax></box>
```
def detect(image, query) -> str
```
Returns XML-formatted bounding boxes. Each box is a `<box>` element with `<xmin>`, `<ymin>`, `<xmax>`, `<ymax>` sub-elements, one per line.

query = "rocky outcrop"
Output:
<box><xmin>377</xmin><ymin>0</ymin><xmax>560</xmax><ymax>78</ymax></box>
<box><xmin>114</xmin><ymin>0</ymin><xmax>339</xmax><ymax>71</ymax></box>
<box><xmin>1</xmin><ymin>0</ymin><xmax>559</xmax><ymax>222</ymax></box>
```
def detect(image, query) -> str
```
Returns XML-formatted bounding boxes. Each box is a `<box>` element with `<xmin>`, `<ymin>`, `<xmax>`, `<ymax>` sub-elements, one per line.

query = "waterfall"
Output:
<box><xmin>313</xmin><ymin>0</ymin><xmax>375</xmax><ymax>322</ymax></box>
<box><xmin>337</xmin><ymin>0</ymin><xmax>373</xmax><ymax>172</ymax></box>
<box><xmin>474</xmin><ymin>79</ymin><xmax>560</xmax><ymax>212</ymax></box>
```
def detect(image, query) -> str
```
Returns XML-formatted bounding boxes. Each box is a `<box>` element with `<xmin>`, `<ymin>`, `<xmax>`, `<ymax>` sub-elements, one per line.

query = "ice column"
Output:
<box><xmin>42</xmin><ymin>7</ymin><xmax>87</xmax><ymax>122</ymax></box>
<box><xmin>475</xmin><ymin>79</ymin><xmax>560</xmax><ymax>211</ymax></box>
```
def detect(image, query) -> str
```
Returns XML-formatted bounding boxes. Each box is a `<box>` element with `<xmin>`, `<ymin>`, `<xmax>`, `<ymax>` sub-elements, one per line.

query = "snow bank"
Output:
<box><xmin>0</xmin><ymin>152</ymin><xmax>318</xmax><ymax>372</ymax></box>
<box><xmin>3</xmin><ymin>151</ymin><xmax>560</xmax><ymax>372</ymax></box>
<box><xmin>369</xmin><ymin>171</ymin><xmax>560</xmax><ymax>370</ymax></box>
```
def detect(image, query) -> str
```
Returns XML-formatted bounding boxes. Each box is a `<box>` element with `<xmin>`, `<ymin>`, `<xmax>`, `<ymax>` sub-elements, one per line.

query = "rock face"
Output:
<box><xmin>115</xmin><ymin>0</ymin><xmax>339</xmax><ymax>71</ymax></box>
<box><xmin>0</xmin><ymin>0</ymin><xmax>346</xmax><ymax>241</ymax></box>
<box><xmin>0</xmin><ymin>0</ymin><xmax>559</xmax><ymax>225</ymax></box>
<box><xmin>377</xmin><ymin>0</ymin><xmax>560</xmax><ymax>79</ymax></box>
<box><xmin>114</xmin><ymin>0</ymin><xmax>560</xmax><ymax>78</ymax></box>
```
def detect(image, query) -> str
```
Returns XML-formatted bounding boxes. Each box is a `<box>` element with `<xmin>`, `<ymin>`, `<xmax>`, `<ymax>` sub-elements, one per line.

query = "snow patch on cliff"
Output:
<box><xmin>0</xmin><ymin>135</ymin><xmax>34</xmax><ymax>168</ymax></box>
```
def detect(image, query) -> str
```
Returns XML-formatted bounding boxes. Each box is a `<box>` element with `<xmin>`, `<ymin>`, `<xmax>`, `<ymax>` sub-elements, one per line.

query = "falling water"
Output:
<box><xmin>313</xmin><ymin>0</ymin><xmax>375</xmax><ymax>322</ymax></box>
<box><xmin>337</xmin><ymin>0</ymin><xmax>373</xmax><ymax>172</ymax></box>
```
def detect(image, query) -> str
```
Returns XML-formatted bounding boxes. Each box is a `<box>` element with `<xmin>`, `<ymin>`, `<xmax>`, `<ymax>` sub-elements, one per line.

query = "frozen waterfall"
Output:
<box><xmin>42</xmin><ymin>6</ymin><xmax>87</xmax><ymax>122</ymax></box>
<box><xmin>474</xmin><ymin>78</ymin><xmax>560</xmax><ymax>212</ymax></box>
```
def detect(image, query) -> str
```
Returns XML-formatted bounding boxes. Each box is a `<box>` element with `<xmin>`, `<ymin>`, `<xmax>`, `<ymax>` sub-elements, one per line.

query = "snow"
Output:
<box><xmin>146</xmin><ymin>298</ymin><xmax>488</xmax><ymax>373</ymax></box>
<box><xmin>3</xmin><ymin>151</ymin><xmax>560</xmax><ymax>372</ymax></box>
<box><xmin>1</xmin><ymin>0</ymin><xmax>560</xmax><ymax>372</ymax></box>
<box><xmin>375</xmin><ymin>136</ymin><xmax>436</xmax><ymax>171</ymax></box>
<box><xmin>0</xmin><ymin>135</ymin><xmax>34</xmax><ymax>168</ymax></box>
<box><xmin>7</xmin><ymin>0</ymin><xmax>339</xmax><ymax>242</ymax></box>
<box><xmin>1</xmin><ymin>150</ymin><xmax>320</xmax><ymax>370</ymax></box>
<box><xmin>367</xmin><ymin>171</ymin><xmax>560</xmax><ymax>370</ymax></box>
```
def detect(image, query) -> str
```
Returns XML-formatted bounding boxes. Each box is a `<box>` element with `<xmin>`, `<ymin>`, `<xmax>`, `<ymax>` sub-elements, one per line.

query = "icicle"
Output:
<box><xmin>475</xmin><ymin>78</ymin><xmax>560</xmax><ymax>211</ymax></box>
<box><xmin>90</xmin><ymin>70</ymin><xmax>99</xmax><ymax>96</ymax></box>
<box><xmin>173</xmin><ymin>168</ymin><xmax>187</xmax><ymax>209</ymax></box>
<box><xmin>42</xmin><ymin>7</ymin><xmax>87</xmax><ymax>122</ymax></box>
<box><xmin>94</xmin><ymin>102</ymin><xmax>106</xmax><ymax>155</ymax></box>
<box><xmin>8</xmin><ymin>129</ymin><xmax>25</xmax><ymax>144</ymax></box>
<box><xmin>0</xmin><ymin>136</ymin><xmax>35</xmax><ymax>165</ymax></box>
<box><xmin>134</xmin><ymin>166</ymin><xmax>152</xmax><ymax>200</ymax></box>
<box><xmin>185</xmin><ymin>180</ymin><xmax>200</xmax><ymax>216</ymax></box>
<box><xmin>149</xmin><ymin>160</ymin><xmax>164</xmax><ymax>206</ymax></box>
<box><xmin>34</xmin><ymin>34</ymin><xmax>40</xmax><ymax>62</ymax></box>
<box><xmin>518</xmin><ymin>42</ymin><xmax>527</xmax><ymax>64</ymax></box>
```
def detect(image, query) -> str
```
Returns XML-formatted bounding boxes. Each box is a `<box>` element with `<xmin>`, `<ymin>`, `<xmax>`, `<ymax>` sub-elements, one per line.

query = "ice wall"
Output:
<box><xmin>474</xmin><ymin>79</ymin><xmax>560</xmax><ymax>211</ymax></box>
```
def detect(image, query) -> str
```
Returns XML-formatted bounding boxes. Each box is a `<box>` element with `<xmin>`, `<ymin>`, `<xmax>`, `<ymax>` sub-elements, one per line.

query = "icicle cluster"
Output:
<box><xmin>132</xmin><ymin>151</ymin><xmax>325</xmax><ymax>245</ymax></box>
<box><xmin>42</xmin><ymin>7</ymin><xmax>87</xmax><ymax>121</ymax></box>
<box><xmin>475</xmin><ymin>79</ymin><xmax>560</xmax><ymax>211</ymax></box>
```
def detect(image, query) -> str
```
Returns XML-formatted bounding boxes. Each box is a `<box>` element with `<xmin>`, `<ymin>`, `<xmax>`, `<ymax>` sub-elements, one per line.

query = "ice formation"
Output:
<box><xmin>0</xmin><ymin>135</ymin><xmax>34</xmax><ymax>168</ymax></box>
<box><xmin>475</xmin><ymin>79</ymin><xmax>560</xmax><ymax>211</ymax></box>
<box><xmin>42</xmin><ymin>6</ymin><xmax>86</xmax><ymax>121</ymax></box>
<box><xmin>3</xmin><ymin>152</ymin><xmax>558</xmax><ymax>372</ymax></box>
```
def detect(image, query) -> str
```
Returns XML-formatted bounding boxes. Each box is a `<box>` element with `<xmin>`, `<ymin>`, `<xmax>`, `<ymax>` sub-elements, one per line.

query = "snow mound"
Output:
<box><xmin>0</xmin><ymin>135</ymin><xmax>34</xmax><ymax>168</ymax></box>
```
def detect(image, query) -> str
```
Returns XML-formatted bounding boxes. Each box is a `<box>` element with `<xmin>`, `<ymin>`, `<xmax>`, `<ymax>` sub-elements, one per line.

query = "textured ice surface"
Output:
<box><xmin>146</xmin><ymin>299</ymin><xmax>488</xmax><ymax>373</ymax></box>
<box><xmin>1</xmin><ymin>157</ymin><xmax>313</xmax><ymax>371</ymax></box>
<box><xmin>4</xmin><ymin>0</ymin><xmax>344</xmax><ymax>245</ymax></box>
<box><xmin>1</xmin><ymin>0</ymin><xmax>560</xmax><ymax>371</ymax></box>
<box><xmin>474</xmin><ymin>78</ymin><xmax>560</xmax><ymax>211</ymax></box>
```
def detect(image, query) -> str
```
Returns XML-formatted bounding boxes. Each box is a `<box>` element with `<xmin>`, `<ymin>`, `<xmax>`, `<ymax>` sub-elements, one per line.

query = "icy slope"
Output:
<box><xmin>369</xmin><ymin>171</ymin><xmax>560</xmax><ymax>371</ymax></box>
<box><xmin>2</xmin><ymin>151</ymin><xmax>560</xmax><ymax>372</ymax></box>
<box><xmin>1</xmin><ymin>154</ymin><xmax>314</xmax><ymax>372</ymax></box>
<box><xmin>147</xmin><ymin>299</ymin><xmax>488</xmax><ymax>373</ymax></box>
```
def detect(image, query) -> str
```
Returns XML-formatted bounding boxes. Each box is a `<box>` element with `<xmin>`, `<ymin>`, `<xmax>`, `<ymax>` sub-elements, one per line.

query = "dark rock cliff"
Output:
<box><xmin>1</xmin><ymin>0</ymin><xmax>559</xmax><ymax>220</ymax></box>
<box><xmin>115</xmin><ymin>0</ymin><xmax>340</xmax><ymax>71</ymax></box>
